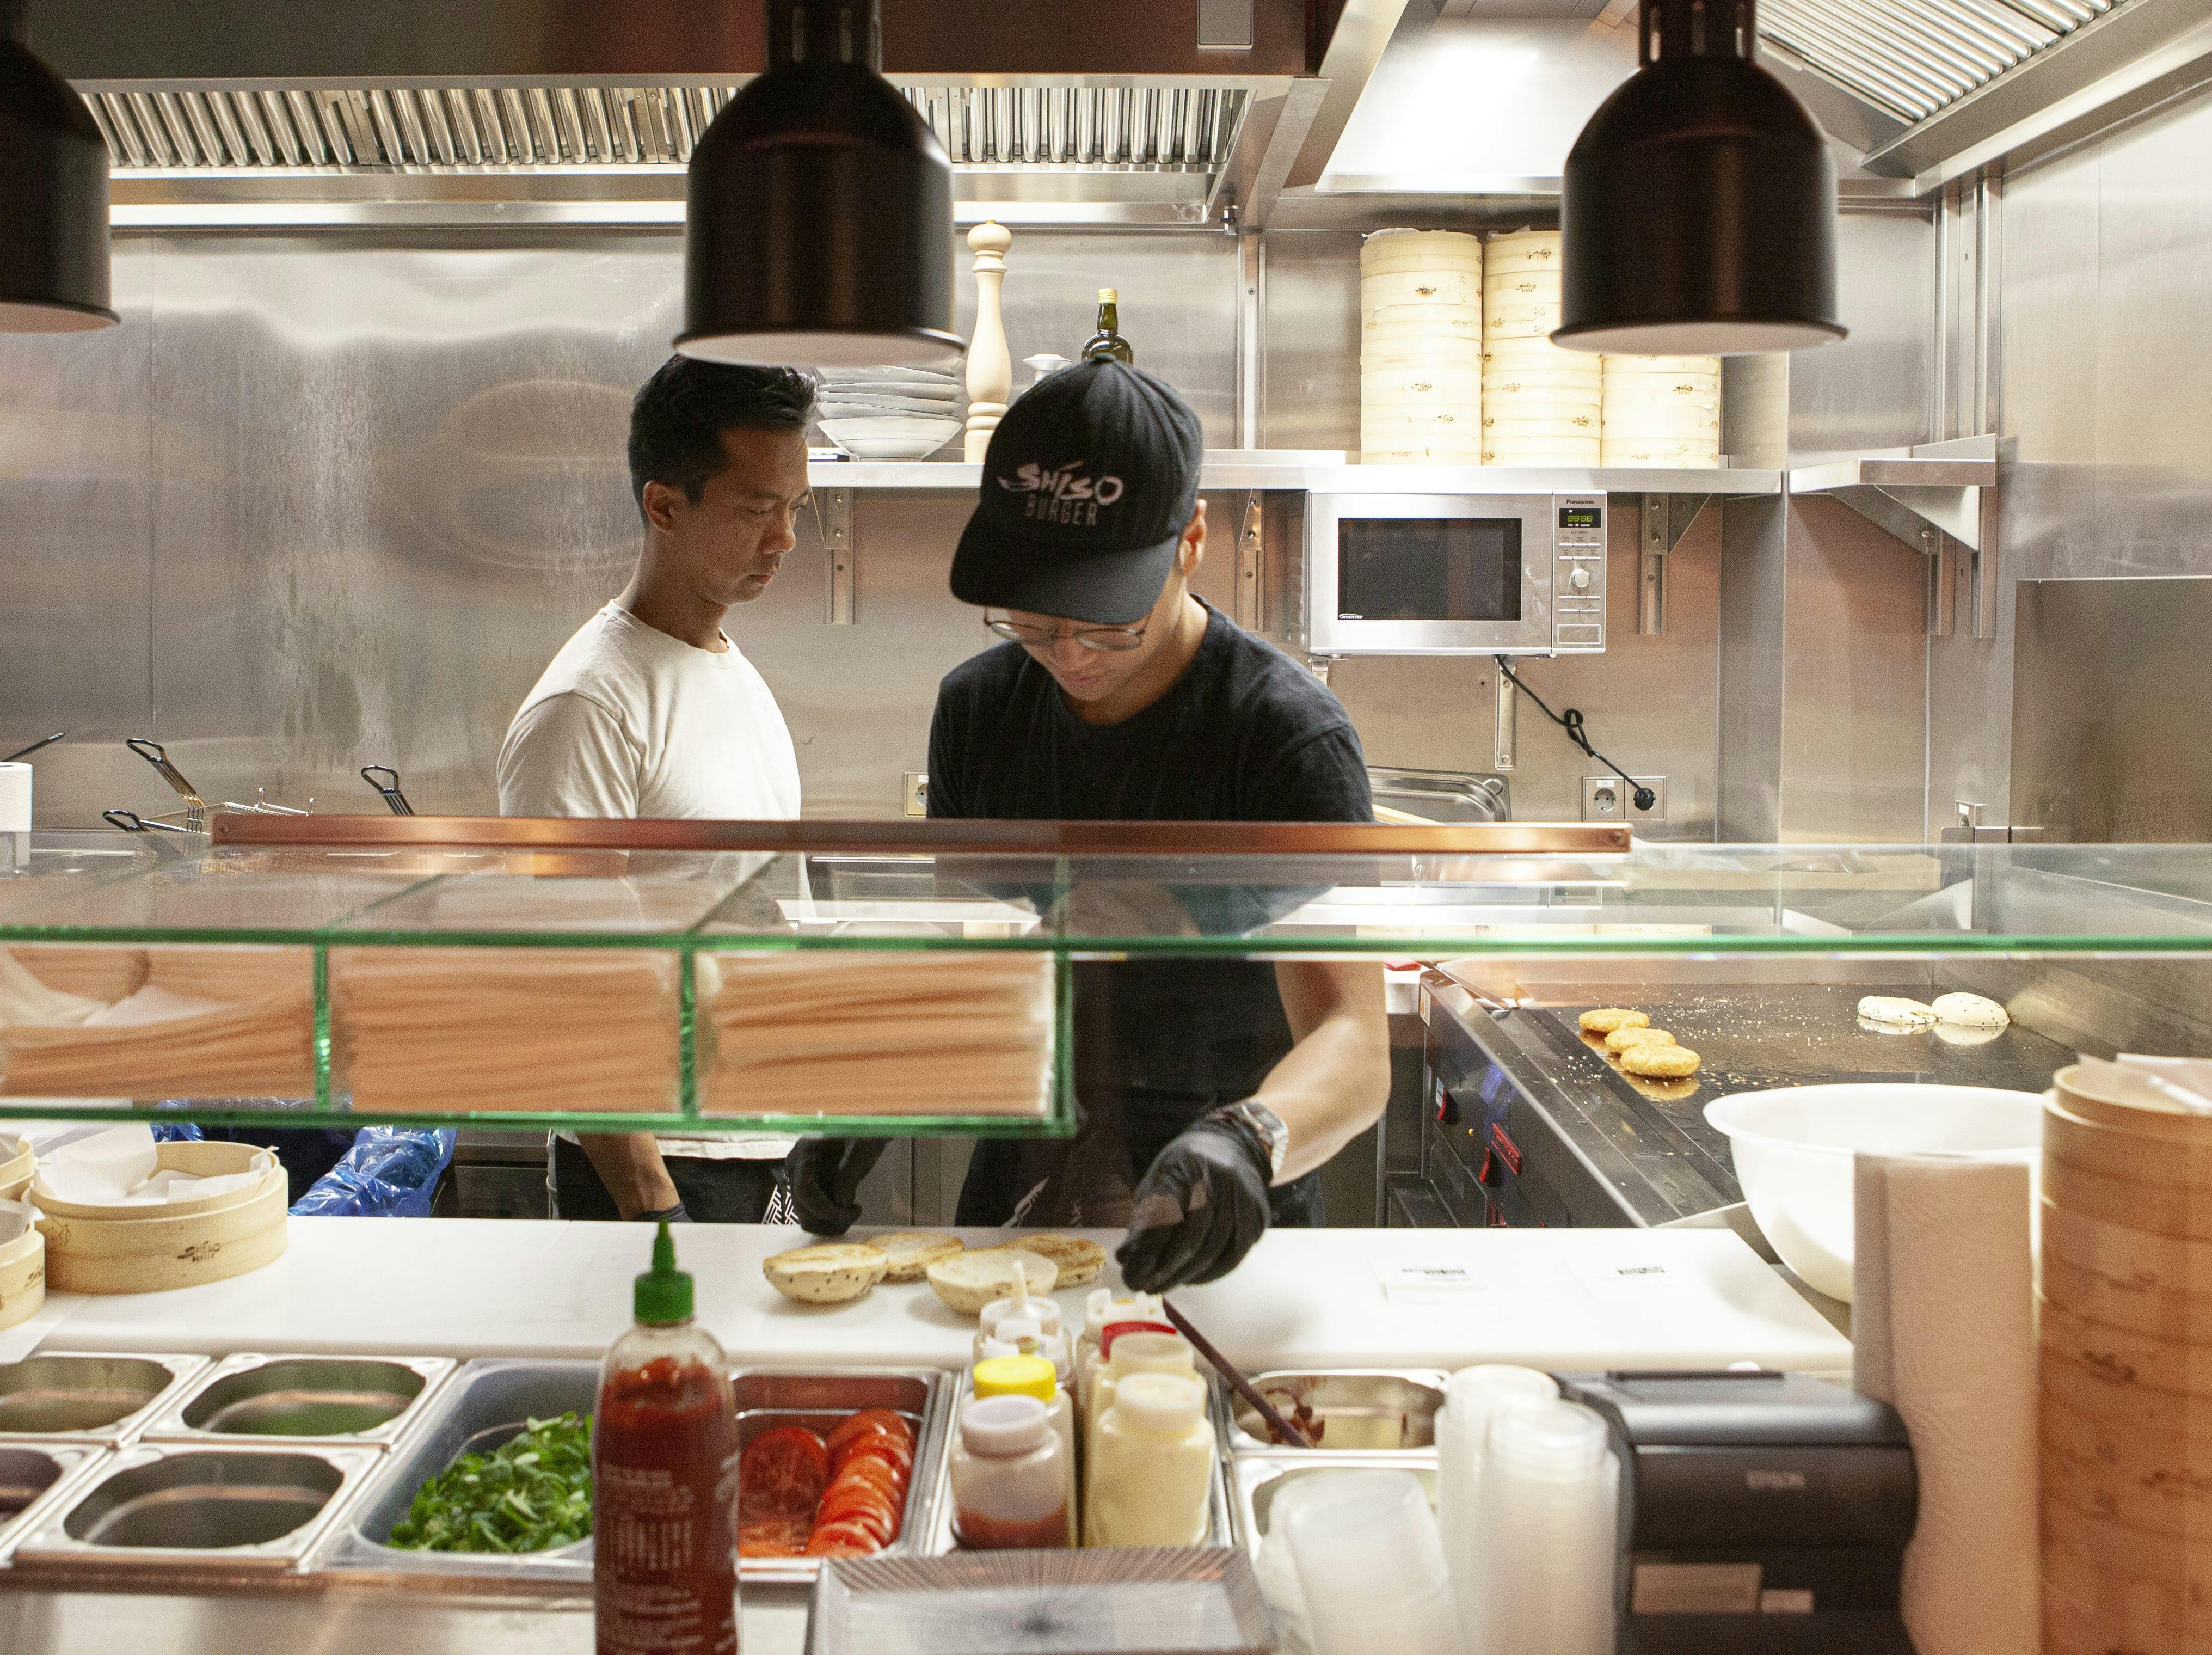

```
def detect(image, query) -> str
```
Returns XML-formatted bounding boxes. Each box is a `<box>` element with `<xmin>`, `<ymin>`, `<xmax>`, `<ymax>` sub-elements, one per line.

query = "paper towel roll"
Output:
<box><xmin>1854</xmin><ymin>1153</ymin><xmax>2040</xmax><ymax>1655</ymax></box>
<box><xmin>0</xmin><ymin>763</ymin><xmax>28</xmax><ymax>834</ymax></box>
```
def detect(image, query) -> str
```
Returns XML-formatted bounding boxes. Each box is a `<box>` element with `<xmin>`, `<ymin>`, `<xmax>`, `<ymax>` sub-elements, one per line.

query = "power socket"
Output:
<box><xmin>903</xmin><ymin>771</ymin><xmax>929</xmax><ymax>817</ymax></box>
<box><xmin>1583</xmin><ymin>775</ymin><xmax>1667</xmax><ymax>823</ymax></box>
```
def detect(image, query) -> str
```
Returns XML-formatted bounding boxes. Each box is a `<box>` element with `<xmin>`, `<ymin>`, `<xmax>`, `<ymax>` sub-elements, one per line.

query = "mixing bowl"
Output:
<box><xmin>1703</xmin><ymin>1084</ymin><xmax>2042</xmax><ymax>1301</ymax></box>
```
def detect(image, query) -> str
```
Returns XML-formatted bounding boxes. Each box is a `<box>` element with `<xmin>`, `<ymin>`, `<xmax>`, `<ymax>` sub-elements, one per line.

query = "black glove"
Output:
<box><xmin>635</xmin><ymin>1202</ymin><xmax>690</xmax><ymax>1223</ymax></box>
<box><xmin>788</xmin><ymin>1137</ymin><xmax>888</xmax><ymax>1236</ymax></box>
<box><xmin>1116</xmin><ymin>1115</ymin><xmax>1273</xmax><ymax>1292</ymax></box>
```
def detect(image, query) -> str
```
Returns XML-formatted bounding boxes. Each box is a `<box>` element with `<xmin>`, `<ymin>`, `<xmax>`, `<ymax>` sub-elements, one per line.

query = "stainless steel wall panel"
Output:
<box><xmin>1775</xmin><ymin>498</ymin><xmax>1931</xmax><ymax>843</ymax></box>
<box><xmin>2010</xmin><ymin>577</ymin><xmax>2212</xmax><ymax>841</ymax></box>
<box><xmin>0</xmin><ymin>241</ymin><xmax>161</xmax><ymax>825</ymax></box>
<box><xmin>1718</xmin><ymin>495</ymin><xmax>1789</xmax><ymax>843</ymax></box>
<box><xmin>1787</xmin><ymin>210</ymin><xmax>1939</xmax><ymax>461</ymax></box>
<box><xmin>1256</xmin><ymin>230</ymin><xmax>1361</xmax><ymax>454</ymax></box>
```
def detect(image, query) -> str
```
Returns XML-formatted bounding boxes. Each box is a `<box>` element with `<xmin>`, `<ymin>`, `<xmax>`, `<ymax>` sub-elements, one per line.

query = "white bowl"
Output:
<box><xmin>816</xmin><ymin>366</ymin><xmax>960</xmax><ymax>387</ymax></box>
<box><xmin>1703</xmin><ymin>1083</ymin><xmax>2044</xmax><ymax>1301</ymax></box>
<box><xmin>817</xmin><ymin>416</ymin><xmax>963</xmax><ymax>459</ymax></box>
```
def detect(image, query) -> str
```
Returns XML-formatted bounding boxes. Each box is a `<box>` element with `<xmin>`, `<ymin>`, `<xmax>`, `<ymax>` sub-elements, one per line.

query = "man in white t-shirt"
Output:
<box><xmin>498</xmin><ymin>356</ymin><xmax>810</xmax><ymax>1223</ymax></box>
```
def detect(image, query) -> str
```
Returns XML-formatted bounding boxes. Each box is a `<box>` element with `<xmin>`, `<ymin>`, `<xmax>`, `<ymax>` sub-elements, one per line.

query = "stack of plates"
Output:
<box><xmin>1480</xmin><ymin>231</ymin><xmax>1599</xmax><ymax>467</ymax></box>
<box><xmin>2038</xmin><ymin>1062</ymin><xmax>2212</xmax><ymax>1655</ymax></box>
<box><xmin>816</xmin><ymin>366</ymin><xmax>966</xmax><ymax>459</ymax></box>
<box><xmin>1360</xmin><ymin>229</ymin><xmax>1483</xmax><ymax>465</ymax></box>
<box><xmin>1601</xmin><ymin>354</ymin><xmax>1722</xmax><ymax>467</ymax></box>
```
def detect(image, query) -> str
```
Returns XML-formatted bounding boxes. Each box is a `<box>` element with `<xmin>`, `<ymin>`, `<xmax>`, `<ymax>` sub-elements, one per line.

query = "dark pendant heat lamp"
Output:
<box><xmin>678</xmin><ymin>0</ymin><xmax>960</xmax><ymax>369</ymax></box>
<box><xmin>1554</xmin><ymin>0</ymin><xmax>1843</xmax><ymax>355</ymax></box>
<box><xmin>0</xmin><ymin>0</ymin><xmax>117</xmax><ymax>333</ymax></box>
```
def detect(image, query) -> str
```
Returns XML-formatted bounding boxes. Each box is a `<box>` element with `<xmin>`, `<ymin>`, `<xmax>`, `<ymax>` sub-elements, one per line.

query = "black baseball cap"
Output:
<box><xmin>949</xmin><ymin>358</ymin><xmax>1204</xmax><ymax>626</ymax></box>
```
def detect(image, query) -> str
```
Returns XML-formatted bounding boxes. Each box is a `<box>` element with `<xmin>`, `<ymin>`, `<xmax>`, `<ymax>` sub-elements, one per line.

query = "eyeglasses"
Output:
<box><xmin>984</xmin><ymin>612</ymin><xmax>1150</xmax><ymax>653</ymax></box>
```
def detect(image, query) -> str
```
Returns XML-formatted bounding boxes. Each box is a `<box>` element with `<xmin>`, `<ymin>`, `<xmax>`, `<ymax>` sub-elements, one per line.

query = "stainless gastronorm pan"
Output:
<box><xmin>140</xmin><ymin>1353</ymin><xmax>454</xmax><ymax>1449</ymax></box>
<box><xmin>0</xmin><ymin>1353</ymin><xmax>210</xmax><ymax>1444</ymax></box>
<box><xmin>8</xmin><ymin>1442</ymin><xmax>380</xmax><ymax>1573</ymax></box>
<box><xmin>1233</xmin><ymin>1453</ymin><xmax>1439</xmax><ymax>1559</ymax></box>
<box><xmin>732</xmin><ymin>1366</ymin><xmax>950</xmax><ymax>1587</ymax></box>
<box><xmin>0</xmin><ymin>1440</ymin><xmax>109</xmax><ymax>1567</ymax></box>
<box><xmin>929</xmin><ymin>1367</ymin><xmax>1240</xmax><ymax>1554</ymax></box>
<box><xmin>309</xmin><ymin>1356</ymin><xmax>598</xmax><ymax>1591</ymax></box>
<box><xmin>1225</xmin><ymin>1370</ymin><xmax>1449</xmax><ymax>1456</ymax></box>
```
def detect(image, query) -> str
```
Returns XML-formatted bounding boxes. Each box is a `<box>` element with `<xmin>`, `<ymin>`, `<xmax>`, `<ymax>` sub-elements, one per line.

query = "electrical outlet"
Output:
<box><xmin>903</xmin><ymin>771</ymin><xmax>929</xmax><ymax>818</ymax></box>
<box><xmin>1584</xmin><ymin>775</ymin><xmax>1667</xmax><ymax>823</ymax></box>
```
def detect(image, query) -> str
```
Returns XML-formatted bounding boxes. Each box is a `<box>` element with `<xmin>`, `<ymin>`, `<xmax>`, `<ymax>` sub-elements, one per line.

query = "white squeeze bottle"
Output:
<box><xmin>1075</xmin><ymin>1288</ymin><xmax>1163</xmax><ymax>1404</ymax></box>
<box><xmin>973</xmin><ymin>1353</ymin><xmax>1079</xmax><ymax>1545</ymax></box>
<box><xmin>1089</xmin><ymin>1370</ymin><xmax>1214</xmax><ymax>1548</ymax></box>
<box><xmin>1083</xmin><ymin>1331</ymin><xmax>1196</xmax><ymax>1537</ymax></box>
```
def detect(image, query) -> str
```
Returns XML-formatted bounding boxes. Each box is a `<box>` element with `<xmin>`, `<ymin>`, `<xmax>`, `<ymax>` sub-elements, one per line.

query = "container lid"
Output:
<box><xmin>982</xmin><ymin>1292</ymin><xmax>1062</xmax><ymax>1338</ymax></box>
<box><xmin>1103</xmin><ymin>1327</ymin><xmax>1188</xmax><ymax>1371</ymax></box>
<box><xmin>1110</xmin><ymin>1370</ymin><xmax>1205</xmax><ymax>1435</ymax></box>
<box><xmin>961</xmin><ymin>1392</ymin><xmax>1052</xmax><ymax>1456</ymax></box>
<box><xmin>1445</xmin><ymin>1364</ymin><xmax>1558</xmax><ymax>1418</ymax></box>
<box><xmin>634</xmin><ymin>1219</ymin><xmax>693</xmax><ymax>1324</ymax></box>
<box><xmin>973</xmin><ymin>1354</ymin><xmax>1058</xmax><ymax>1405</ymax></box>
<box><xmin>1083</xmin><ymin>1288</ymin><xmax>1163</xmax><ymax>1339</ymax></box>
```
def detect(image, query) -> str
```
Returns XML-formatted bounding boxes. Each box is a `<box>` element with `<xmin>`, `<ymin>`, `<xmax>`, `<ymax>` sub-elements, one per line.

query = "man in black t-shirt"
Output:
<box><xmin>790</xmin><ymin>360</ymin><xmax>1390</xmax><ymax>1292</ymax></box>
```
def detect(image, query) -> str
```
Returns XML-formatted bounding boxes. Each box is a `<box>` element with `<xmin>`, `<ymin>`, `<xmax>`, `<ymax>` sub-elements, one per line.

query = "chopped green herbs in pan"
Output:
<box><xmin>388</xmin><ymin>1412</ymin><xmax>594</xmax><ymax>1553</ymax></box>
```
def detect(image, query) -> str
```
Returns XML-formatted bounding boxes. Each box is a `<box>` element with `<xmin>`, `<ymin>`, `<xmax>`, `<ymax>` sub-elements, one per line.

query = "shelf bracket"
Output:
<box><xmin>1236</xmin><ymin>489</ymin><xmax>1265</xmax><ymax>633</ymax></box>
<box><xmin>1636</xmin><ymin>493</ymin><xmax>1709</xmax><ymax>635</ymax></box>
<box><xmin>818</xmin><ymin>488</ymin><xmax>856</xmax><ymax>626</ymax></box>
<box><xmin>1789</xmin><ymin>434</ymin><xmax>2008</xmax><ymax>641</ymax></box>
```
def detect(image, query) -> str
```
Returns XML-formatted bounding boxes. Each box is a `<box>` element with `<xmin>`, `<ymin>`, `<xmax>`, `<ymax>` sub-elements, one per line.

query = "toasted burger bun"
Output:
<box><xmin>859</xmin><ymin>1230</ymin><xmax>965</xmax><ymax>1283</ymax></box>
<box><xmin>764</xmin><ymin>1243</ymin><xmax>888</xmax><ymax>1305</ymax></box>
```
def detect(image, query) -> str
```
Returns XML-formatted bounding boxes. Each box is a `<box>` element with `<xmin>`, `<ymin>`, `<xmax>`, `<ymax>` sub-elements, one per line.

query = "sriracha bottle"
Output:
<box><xmin>595</xmin><ymin>1221</ymin><xmax>740</xmax><ymax>1655</ymax></box>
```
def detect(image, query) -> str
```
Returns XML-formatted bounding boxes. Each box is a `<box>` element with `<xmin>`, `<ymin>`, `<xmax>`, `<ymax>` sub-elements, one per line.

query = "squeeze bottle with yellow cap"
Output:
<box><xmin>973</xmin><ymin>1353</ymin><xmax>1077</xmax><ymax>1544</ymax></box>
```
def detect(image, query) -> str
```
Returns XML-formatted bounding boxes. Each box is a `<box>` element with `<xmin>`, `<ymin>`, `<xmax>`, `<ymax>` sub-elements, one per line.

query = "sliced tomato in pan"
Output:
<box><xmin>738</xmin><ymin>1516</ymin><xmax>812</xmax><ymax>1558</ymax></box>
<box><xmin>835</xmin><ymin>1433</ymin><xmax>913</xmax><ymax>1478</ymax></box>
<box><xmin>815</xmin><ymin>1488</ymin><xmax>896</xmax><ymax>1545</ymax></box>
<box><xmin>826</xmin><ymin>1409</ymin><xmax>912</xmax><ymax>1459</ymax></box>
<box><xmin>804</xmin><ymin>1517</ymin><xmax>883</xmax><ymax>1556</ymax></box>
<box><xmin>831</xmin><ymin>1453</ymin><xmax>905</xmax><ymax>1500</ymax></box>
<box><xmin>739</xmin><ymin>1426</ymin><xmax>829</xmax><ymax>1518</ymax></box>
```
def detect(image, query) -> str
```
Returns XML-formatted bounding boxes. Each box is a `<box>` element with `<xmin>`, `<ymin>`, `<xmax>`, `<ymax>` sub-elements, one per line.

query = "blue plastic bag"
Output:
<box><xmin>291</xmin><ymin>1127</ymin><xmax>456</xmax><ymax>1218</ymax></box>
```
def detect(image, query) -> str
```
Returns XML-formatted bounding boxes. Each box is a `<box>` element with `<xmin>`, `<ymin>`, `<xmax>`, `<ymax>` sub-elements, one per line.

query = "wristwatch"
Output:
<box><xmin>1210</xmin><ymin>1099</ymin><xmax>1289</xmax><ymax>1182</ymax></box>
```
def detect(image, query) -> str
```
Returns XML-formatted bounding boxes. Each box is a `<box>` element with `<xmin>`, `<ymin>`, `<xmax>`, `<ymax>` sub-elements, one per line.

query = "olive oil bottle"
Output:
<box><xmin>1081</xmin><ymin>288</ymin><xmax>1134</xmax><ymax>364</ymax></box>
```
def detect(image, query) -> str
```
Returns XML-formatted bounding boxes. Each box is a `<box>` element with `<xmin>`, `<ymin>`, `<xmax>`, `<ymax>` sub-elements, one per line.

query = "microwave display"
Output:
<box><xmin>1337</xmin><ymin>517</ymin><xmax>1523</xmax><ymax>622</ymax></box>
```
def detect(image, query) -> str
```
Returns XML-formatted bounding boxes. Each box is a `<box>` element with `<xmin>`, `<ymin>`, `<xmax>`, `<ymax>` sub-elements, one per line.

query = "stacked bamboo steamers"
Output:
<box><xmin>1600</xmin><ymin>353</ymin><xmax>1722</xmax><ymax>467</ymax></box>
<box><xmin>1480</xmin><ymin>230</ymin><xmax>1601</xmax><ymax>467</ymax></box>
<box><xmin>2038</xmin><ymin>1061</ymin><xmax>2212</xmax><ymax>1655</ymax></box>
<box><xmin>1359</xmin><ymin>229</ymin><xmax>1484</xmax><ymax>464</ymax></box>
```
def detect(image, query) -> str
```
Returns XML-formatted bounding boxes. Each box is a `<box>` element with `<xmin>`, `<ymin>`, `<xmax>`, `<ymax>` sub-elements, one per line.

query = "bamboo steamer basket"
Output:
<box><xmin>2042</xmin><ymin>1325</ymin><xmax>2212</xmax><ymax>1442</ymax></box>
<box><xmin>1482</xmin><ymin>230</ymin><xmax>1560</xmax><ymax>274</ymax></box>
<box><xmin>1483</xmin><ymin>305</ymin><xmax>1560</xmax><ymax>341</ymax></box>
<box><xmin>1361</xmin><ymin>268</ymin><xmax>1481</xmax><ymax>310</ymax></box>
<box><xmin>1603</xmin><ymin>353</ymin><xmax>1721</xmax><ymax>376</ymax></box>
<box><xmin>2043</xmin><ymin>1196</ymin><xmax>2212</xmax><ymax>1302</ymax></box>
<box><xmin>2042</xmin><ymin>1500</ymin><xmax>2212</xmax><ymax>1648</ymax></box>
<box><xmin>1361</xmin><ymin>227</ymin><xmax>1482</xmax><ymax>274</ymax></box>
<box><xmin>2041</xmin><ymin>1403</ymin><xmax>2212</xmax><ymax>1537</ymax></box>
<box><xmin>1482</xmin><ymin>442</ymin><xmax>1600</xmax><ymax>467</ymax></box>
<box><xmin>33</xmin><ymin>1139</ymin><xmax>274</xmax><ymax>1222</ymax></box>
<box><xmin>1484</xmin><ymin>411</ymin><xmax>1600</xmax><ymax>433</ymax></box>
<box><xmin>1362</xmin><ymin>366</ymin><xmax>1483</xmax><ymax>396</ymax></box>
<box><xmin>2046</xmin><ymin>1089</ymin><xmax>2212</xmax><ymax>1191</ymax></box>
<box><xmin>39</xmin><ymin>1167</ymin><xmax>287</xmax><ymax>1294</ymax></box>
<box><xmin>2043</xmin><ymin>1296</ymin><xmax>2212</xmax><ymax>1399</ymax></box>
<box><xmin>2043</xmin><ymin>1247</ymin><xmax>2212</xmax><ymax>1343</ymax></box>
<box><xmin>0</xmin><ymin>1133</ymin><xmax>31</xmax><ymax>1203</ymax></box>
<box><xmin>1602</xmin><ymin>441</ymin><xmax>1720</xmax><ymax>467</ymax></box>
<box><xmin>0</xmin><ymin>1203</ymin><xmax>44</xmax><ymax>1332</ymax></box>
<box><xmin>2045</xmin><ymin>1153</ymin><xmax>2212</xmax><ymax>1242</ymax></box>
<box><xmin>2056</xmin><ymin>1062</ymin><xmax>2212</xmax><ymax>1137</ymax></box>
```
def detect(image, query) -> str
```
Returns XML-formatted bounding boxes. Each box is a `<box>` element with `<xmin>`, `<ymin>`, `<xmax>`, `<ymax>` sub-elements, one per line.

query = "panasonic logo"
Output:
<box><xmin>1746</xmin><ymin>1470</ymin><xmax>1808</xmax><ymax>1491</ymax></box>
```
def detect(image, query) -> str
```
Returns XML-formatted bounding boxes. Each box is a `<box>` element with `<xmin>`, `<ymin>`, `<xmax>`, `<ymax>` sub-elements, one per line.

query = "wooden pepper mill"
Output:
<box><xmin>964</xmin><ymin>220</ymin><xmax>1013</xmax><ymax>462</ymax></box>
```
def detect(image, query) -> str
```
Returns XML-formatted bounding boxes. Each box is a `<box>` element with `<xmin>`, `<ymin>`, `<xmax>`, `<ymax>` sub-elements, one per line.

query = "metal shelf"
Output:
<box><xmin>1788</xmin><ymin>434</ymin><xmax>2006</xmax><ymax>638</ymax></box>
<box><xmin>807</xmin><ymin>455</ymin><xmax>1781</xmax><ymax>495</ymax></box>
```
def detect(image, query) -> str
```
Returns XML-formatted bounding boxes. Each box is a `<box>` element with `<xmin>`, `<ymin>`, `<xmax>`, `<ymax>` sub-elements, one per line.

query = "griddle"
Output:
<box><xmin>1476</xmin><ymin>984</ymin><xmax>2076</xmax><ymax>1212</ymax></box>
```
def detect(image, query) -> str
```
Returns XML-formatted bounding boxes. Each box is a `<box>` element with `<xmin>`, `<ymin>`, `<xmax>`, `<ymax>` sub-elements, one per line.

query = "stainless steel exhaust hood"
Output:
<box><xmin>28</xmin><ymin>0</ymin><xmax>1415</xmax><ymax>228</ymax></box>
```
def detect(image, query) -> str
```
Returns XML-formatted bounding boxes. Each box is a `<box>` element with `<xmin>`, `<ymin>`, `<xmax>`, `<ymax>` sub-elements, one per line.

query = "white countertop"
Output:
<box><xmin>17</xmin><ymin>1217</ymin><xmax>1851</xmax><ymax>1376</ymax></box>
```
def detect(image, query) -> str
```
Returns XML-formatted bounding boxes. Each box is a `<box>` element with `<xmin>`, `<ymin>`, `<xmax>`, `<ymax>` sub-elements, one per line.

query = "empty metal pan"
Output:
<box><xmin>143</xmin><ymin>1354</ymin><xmax>453</xmax><ymax>1448</ymax></box>
<box><xmin>0</xmin><ymin>1354</ymin><xmax>207</xmax><ymax>1442</ymax></box>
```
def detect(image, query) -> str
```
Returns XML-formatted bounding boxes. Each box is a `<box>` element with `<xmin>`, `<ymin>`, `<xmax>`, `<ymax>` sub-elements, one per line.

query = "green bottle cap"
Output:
<box><xmin>634</xmin><ymin>1219</ymin><xmax>694</xmax><ymax>1325</ymax></box>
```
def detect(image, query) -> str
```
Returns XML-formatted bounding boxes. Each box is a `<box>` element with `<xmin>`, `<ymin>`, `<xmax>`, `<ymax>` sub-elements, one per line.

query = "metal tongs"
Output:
<box><xmin>125</xmin><ymin>737</ymin><xmax>208</xmax><ymax>833</ymax></box>
<box><xmin>360</xmin><ymin>764</ymin><xmax>415</xmax><ymax>816</ymax></box>
<box><xmin>1162</xmin><ymin>1298</ymin><xmax>1318</xmax><ymax>1449</ymax></box>
<box><xmin>3</xmin><ymin>732</ymin><xmax>64</xmax><ymax>764</ymax></box>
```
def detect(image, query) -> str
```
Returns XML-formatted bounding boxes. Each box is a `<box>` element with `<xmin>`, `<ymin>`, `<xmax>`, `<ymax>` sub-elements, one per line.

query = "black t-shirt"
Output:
<box><xmin>928</xmin><ymin>602</ymin><xmax>1373</xmax><ymax>1100</ymax></box>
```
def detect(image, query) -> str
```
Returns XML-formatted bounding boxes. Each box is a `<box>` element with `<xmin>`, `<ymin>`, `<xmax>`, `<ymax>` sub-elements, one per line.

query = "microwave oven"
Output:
<box><xmin>1294</xmin><ymin>492</ymin><xmax>1605</xmax><ymax>657</ymax></box>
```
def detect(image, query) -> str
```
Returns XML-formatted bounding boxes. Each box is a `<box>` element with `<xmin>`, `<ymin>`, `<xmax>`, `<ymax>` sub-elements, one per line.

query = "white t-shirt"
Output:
<box><xmin>499</xmin><ymin>600</ymin><xmax>799</xmax><ymax>1160</ymax></box>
